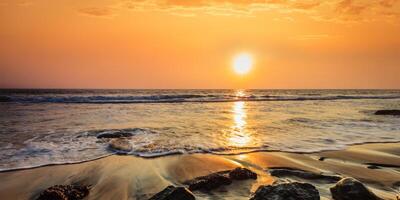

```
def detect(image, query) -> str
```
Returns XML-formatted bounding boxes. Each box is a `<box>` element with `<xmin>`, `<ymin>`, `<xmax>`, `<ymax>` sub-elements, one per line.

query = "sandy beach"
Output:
<box><xmin>0</xmin><ymin>142</ymin><xmax>399</xmax><ymax>200</ymax></box>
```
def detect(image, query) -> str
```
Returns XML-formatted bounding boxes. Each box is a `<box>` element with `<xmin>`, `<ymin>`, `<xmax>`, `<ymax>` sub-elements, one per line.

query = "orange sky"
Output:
<box><xmin>0</xmin><ymin>0</ymin><xmax>399</xmax><ymax>89</ymax></box>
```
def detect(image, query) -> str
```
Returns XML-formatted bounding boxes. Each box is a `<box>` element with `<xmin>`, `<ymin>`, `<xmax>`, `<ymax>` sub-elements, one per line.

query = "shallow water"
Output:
<box><xmin>0</xmin><ymin>89</ymin><xmax>399</xmax><ymax>171</ymax></box>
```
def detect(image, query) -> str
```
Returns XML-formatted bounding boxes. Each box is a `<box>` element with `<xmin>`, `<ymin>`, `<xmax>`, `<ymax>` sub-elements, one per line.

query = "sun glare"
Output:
<box><xmin>233</xmin><ymin>53</ymin><xmax>253</xmax><ymax>75</ymax></box>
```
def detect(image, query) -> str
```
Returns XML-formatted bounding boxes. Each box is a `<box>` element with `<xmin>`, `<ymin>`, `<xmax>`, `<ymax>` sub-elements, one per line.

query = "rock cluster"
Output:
<box><xmin>35</xmin><ymin>169</ymin><xmax>385</xmax><ymax>200</ymax></box>
<box><xmin>36</xmin><ymin>185</ymin><xmax>90</xmax><ymax>200</ymax></box>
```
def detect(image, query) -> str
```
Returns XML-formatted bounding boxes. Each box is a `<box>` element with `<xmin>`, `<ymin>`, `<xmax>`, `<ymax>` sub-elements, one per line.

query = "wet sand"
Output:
<box><xmin>0</xmin><ymin>143</ymin><xmax>399</xmax><ymax>200</ymax></box>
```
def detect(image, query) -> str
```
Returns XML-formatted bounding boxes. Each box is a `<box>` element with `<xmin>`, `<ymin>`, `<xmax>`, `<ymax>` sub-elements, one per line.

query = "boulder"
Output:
<box><xmin>36</xmin><ymin>185</ymin><xmax>90</xmax><ymax>200</ymax></box>
<box><xmin>149</xmin><ymin>185</ymin><xmax>195</xmax><ymax>200</ymax></box>
<box><xmin>330</xmin><ymin>178</ymin><xmax>382</xmax><ymax>200</ymax></box>
<box><xmin>184</xmin><ymin>172</ymin><xmax>232</xmax><ymax>191</ymax></box>
<box><xmin>229</xmin><ymin>167</ymin><xmax>257</xmax><ymax>180</ymax></box>
<box><xmin>250</xmin><ymin>182</ymin><xmax>320</xmax><ymax>200</ymax></box>
<box><xmin>374</xmin><ymin>110</ymin><xmax>400</xmax><ymax>116</ymax></box>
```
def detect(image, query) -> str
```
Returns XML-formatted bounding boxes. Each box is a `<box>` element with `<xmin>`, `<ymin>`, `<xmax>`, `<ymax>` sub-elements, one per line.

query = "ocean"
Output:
<box><xmin>0</xmin><ymin>89</ymin><xmax>399</xmax><ymax>171</ymax></box>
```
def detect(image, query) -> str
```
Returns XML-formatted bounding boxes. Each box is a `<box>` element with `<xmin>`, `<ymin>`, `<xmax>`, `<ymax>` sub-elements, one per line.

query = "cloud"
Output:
<box><xmin>379</xmin><ymin>0</ymin><xmax>398</xmax><ymax>7</ymax></box>
<box><xmin>77</xmin><ymin>0</ymin><xmax>400</xmax><ymax>23</ymax></box>
<box><xmin>336</xmin><ymin>0</ymin><xmax>368</xmax><ymax>15</ymax></box>
<box><xmin>78</xmin><ymin>7</ymin><xmax>115</xmax><ymax>17</ymax></box>
<box><xmin>291</xmin><ymin>2</ymin><xmax>321</xmax><ymax>10</ymax></box>
<box><xmin>117</xmin><ymin>0</ymin><xmax>324</xmax><ymax>16</ymax></box>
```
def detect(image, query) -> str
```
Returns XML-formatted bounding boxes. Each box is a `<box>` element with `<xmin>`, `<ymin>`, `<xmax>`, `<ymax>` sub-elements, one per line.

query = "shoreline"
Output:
<box><xmin>0</xmin><ymin>142</ymin><xmax>399</xmax><ymax>200</ymax></box>
<box><xmin>2</xmin><ymin>141</ymin><xmax>400</xmax><ymax>173</ymax></box>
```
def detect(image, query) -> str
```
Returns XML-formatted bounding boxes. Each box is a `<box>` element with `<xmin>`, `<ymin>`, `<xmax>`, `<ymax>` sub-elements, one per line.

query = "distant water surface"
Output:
<box><xmin>0</xmin><ymin>89</ymin><xmax>399</xmax><ymax>171</ymax></box>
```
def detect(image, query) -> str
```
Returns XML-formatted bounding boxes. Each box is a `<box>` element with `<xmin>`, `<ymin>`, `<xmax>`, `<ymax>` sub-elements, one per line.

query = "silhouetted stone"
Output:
<box><xmin>268</xmin><ymin>167</ymin><xmax>341</xmax><ymax>183</ymax></box>
<box><xmin>0</xmin><ymin>96</ymin><xmax>11</xmax><ymax>102</ymax></box>
<box><xmin>36</xmin><ymin>185</ymin><xmax>89</xmax><ymax>200</ymax></box>
<box><xmin>330</xmin><ymin>178</ymin><xmax>382</xmax><ymax>200</ymax></box>
<box><xmin>374</xmin><ymin>110</ymin><xmax>400</xmax><ymax>116</ymax></box>
<box><xmin>184</xmin><ymin>172</ymin><xmax>232</xmax><ymax>191</ymax></box>
<box><xmin>149</xmin><ymin>186</ymin><xmax>195</xmax><ymax>200</ymax></box>
<box><xmin>228</xmin><ymin>167</ymin><xmax>257</xmax><ymax>180</ymax></box>
<box><xmin>250</xmin><ymin>182</ymin><xmax>320</xmax><ymax>200</ymax></box>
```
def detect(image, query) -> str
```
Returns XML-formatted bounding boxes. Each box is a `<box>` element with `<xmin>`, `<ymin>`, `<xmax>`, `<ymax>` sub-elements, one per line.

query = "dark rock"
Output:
<box><xmin>149</xmin><ymin>185</ymin><xmax>195</xmax><ymax>200</ymax></box>
<box><xmin>250</xmin><ymin>182</ymin><xmax>320</xmax><ymax>200</ymax></box>
<box><xmin>374</xmin><ymin>110</ymin><xmax>400</xmax><ymax>116</ymax></box>
<box><xmin>228</xmin><ymin>167</ymin><xmax>257</xmax><ymax>180</ymax></box>
<box><xmin>0</xmin><ymin>96</ymin><xmax>11</xmax><ymax>102</ymax></box>
<box><xmin>318</xmin><ymin>157</ymin><xmax>326</xmax><ymax>161</ymax></box>
<box><xmin>108</xmin><ymin>138</ymin><xmax>132</xmax><ymax>152</ymax></box>
<box><xmin>268</xmin><ymin>167</ymin><xmax>341</xmax><ymax>183</ymax></box>
<box><xmin>367</xmin><ymin>165</ymin><xmax>381</xmax><ymax>169</ymax></box>
<box><xmin>36</xmin><ymin>185</ymin><xmax>90</xmax><ymax>200</ymax></box>
<box><xmin>364</xmin><ymin>162</ymin><xmax>400</xmax><ymax>168</ymax></box>
<box><xmin>330</xmin><ymin>177</ymin><xmax>382</xmax><ymax>200</ymax></box>
<box><xmin>96</xmin><ymin>131</ymin><xmax>134</xmax><ymax>139</ymax></box>
<box><xmin>184</xmin><ymin>172</ymin><xmax>232</xmax><ymax>191</ymax></box>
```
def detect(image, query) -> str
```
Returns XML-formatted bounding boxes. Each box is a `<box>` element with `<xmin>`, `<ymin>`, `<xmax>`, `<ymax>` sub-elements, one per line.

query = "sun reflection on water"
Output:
<box><xmin>227</xmin><ymin>90</ymin><xmax>252</xmax><ymax>147</ymax></box>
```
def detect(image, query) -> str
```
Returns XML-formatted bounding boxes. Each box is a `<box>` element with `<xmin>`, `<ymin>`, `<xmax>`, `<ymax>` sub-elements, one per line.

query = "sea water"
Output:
<box><xmin>0</xmin><ymin>89</ymin><xmax>399</xmax><ymax>171</ymax></box>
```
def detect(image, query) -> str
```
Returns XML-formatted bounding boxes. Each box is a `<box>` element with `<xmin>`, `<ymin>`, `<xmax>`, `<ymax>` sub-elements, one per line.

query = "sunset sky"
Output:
<box><xmin>0</xmin><ymin>0</ymin><xmax>399</xmax><ymax>89</ymax></box>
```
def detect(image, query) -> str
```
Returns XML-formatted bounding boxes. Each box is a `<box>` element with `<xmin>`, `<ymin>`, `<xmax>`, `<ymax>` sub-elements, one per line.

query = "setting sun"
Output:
<box><xmin>233</xmin><ymin>53</ymin><xmax>253</xmax><ymax>75</ymax></box>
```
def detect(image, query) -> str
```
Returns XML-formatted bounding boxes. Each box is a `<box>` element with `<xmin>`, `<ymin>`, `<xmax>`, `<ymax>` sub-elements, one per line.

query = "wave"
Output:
<box><xmin>2</xmin><ymin>140</ymin><xmax>400</xmax><ymax>172</ymax></box>
<box><xmin>1</xmin><ymin>94</ymin><xmax>400</xmax><ymax>104</ymax></box>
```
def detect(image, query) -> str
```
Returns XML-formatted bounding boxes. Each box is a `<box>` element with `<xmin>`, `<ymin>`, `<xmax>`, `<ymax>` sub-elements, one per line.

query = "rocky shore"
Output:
<box><xmin>0</xmin><ymin>142</ymin><xmax>399</xmax><ymax>200</ymax></box>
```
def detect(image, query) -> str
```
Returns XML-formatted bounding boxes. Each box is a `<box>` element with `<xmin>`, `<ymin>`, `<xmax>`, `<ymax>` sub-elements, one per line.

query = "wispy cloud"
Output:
<box><xmin>78</xmin><ymin>7</ymin><xmax>115</xmax><ymax>18</ymax></box>
<box><xmin>336</xmin><ymin>0</ymin><xmax>368</xmax><ymax>15</ymax></box>
<box><xmin>379</xmin><ymin>0</ymin><xmax>398</xmax><ymax>7</ymax></box>
<box><xmin>76</xmin><ymin>0</ymin><xmax>400</xmax><ymax>23</ymax></box>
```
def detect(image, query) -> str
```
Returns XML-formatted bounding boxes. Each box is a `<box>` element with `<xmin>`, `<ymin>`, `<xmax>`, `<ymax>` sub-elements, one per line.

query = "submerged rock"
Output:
<box><xmin>108</xmin><ymin>138</ymin><xmax>132</xmax><ymax>153</ymax></box>
<box><xmin>330</xmin><ymin>177</ymin><xmax>382</xmax><ymax>200</ymax></box>
<box><xmin>318</xmin><ymin>157</ymin><xmax>326</xmax><ymax>161</ymax></box>
<box><xmin>184</xmin><ymin>172</ymin><xmax>232</xmax><ymax>191</ymax></box>
<box><xmin>374</xmin><ymin>110</ymin><xmax>400</xmax><ymax>116</ymax></box>
<box><xmin>149</xmin><ymin>185</ymin><xmax>195</xmax><ymax>200</ymax></box>
<box><xmin>229</xmin><ymin>167</ymin><xmax>257</xmax><ymax>180</ymax></box>
<box><xmin>268</xmin><ymin>167</ymin><xmax>341</xmax><ymax>183</ymax></box>
<box><xmin>250</xmin><ymin>182</ymin><xmax>320</xmax><ymax>200</ymax></box>
<box><xmin>36</xmin><ymin>185</ymin><xmax>90</xmax><ymax>200</ymax></box>
<box><xmin>96</xmin><ymin>131</ymin><xmax>134</xmax><ymax>139</ymax></box>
